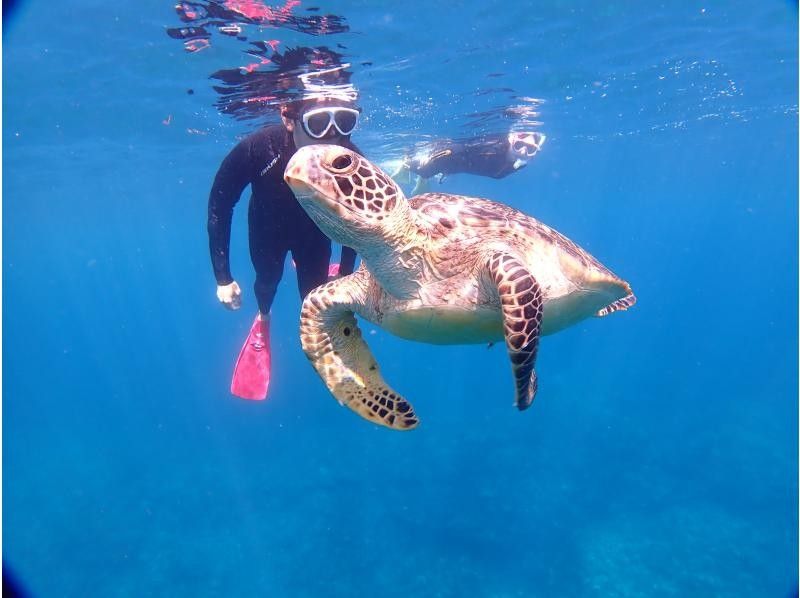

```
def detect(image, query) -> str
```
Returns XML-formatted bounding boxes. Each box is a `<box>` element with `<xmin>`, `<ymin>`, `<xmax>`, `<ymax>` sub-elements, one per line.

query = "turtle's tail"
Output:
<box><xmin>596</xmin><ymin>290</ymin><xmax>636</xmax><ymax>317</ymax></box>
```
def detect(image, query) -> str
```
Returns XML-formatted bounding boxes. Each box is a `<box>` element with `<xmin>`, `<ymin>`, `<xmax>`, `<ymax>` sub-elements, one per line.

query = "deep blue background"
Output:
<box><xmin>4</xmin><ymin>1</ymin><xmax>798</xmax><ymax>596</ymax></box>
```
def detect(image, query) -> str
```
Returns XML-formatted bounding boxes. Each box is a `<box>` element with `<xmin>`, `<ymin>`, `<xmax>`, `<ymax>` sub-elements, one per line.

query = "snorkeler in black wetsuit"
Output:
<box><xmin>397</xmin><ymin>131</ymin><xmax>546</xmax><ymax>191</ymax></box>
<box><xmin>208</xmin><ymin>97</ymin><xmax>362</xmax><ymax>399</ymax></box>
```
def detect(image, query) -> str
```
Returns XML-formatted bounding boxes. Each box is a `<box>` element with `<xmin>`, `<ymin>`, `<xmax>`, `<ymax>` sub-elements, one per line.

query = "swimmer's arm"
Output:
<box><xmin>208</xmin><ymin>140</ymin><xmax>252</xmax><ymax>284</ymax></box>
<box><xmin>340</xmin><ymin>138</ymin><xmax>362</xmax><ymax>275</ymax></box>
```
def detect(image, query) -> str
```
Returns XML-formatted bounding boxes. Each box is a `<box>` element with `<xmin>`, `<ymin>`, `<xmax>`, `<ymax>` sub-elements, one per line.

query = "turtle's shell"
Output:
<box><xmin>368</xmin><ymin>191</ymin><xmax>635</xmax><ymax>338</ymax></box>
<box><xmin>410</xmin><ymin>191</ymin><xmax>616</xmax><ymax>278</ymax></box>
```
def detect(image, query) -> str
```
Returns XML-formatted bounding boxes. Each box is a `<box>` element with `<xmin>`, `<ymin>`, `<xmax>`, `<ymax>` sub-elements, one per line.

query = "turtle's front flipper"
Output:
<box><xmin>485</xmin><ymin>252</ymin><xmax>544</xmax><ymax>410</ymax></box>
<box><xmin>300</xmin><ymin>273</ymin><xmax>419</xmax><ymax>430</ymax></box>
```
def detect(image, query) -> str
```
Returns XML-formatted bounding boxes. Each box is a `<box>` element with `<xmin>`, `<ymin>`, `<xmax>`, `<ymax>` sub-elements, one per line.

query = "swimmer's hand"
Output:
<box><xmin>216</xmin><ymin>281</ymin><xmax>242</xmax><ymax>310</ymax></box>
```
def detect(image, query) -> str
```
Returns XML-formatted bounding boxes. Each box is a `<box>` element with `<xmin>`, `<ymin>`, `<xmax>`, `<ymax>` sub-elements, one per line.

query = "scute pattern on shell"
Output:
<box><xmin>409</xmin><ymin>192</ymin><xmax>618</xmax><ymax>279</ymax></box>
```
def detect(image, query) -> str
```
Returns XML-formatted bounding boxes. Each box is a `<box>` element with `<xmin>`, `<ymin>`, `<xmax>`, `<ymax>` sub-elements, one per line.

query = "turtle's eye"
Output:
<box><xmin>330</xmin><ymin>154</ymin><xmax>353</xmax><ymax>172</ymax></box>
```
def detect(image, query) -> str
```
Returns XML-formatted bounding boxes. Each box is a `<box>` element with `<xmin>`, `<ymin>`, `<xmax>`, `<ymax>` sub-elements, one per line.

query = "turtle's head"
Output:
<box><xmin>285</xmin><ymin>145</ymin><xmax>409</xmax><ymax>250</ymax></box>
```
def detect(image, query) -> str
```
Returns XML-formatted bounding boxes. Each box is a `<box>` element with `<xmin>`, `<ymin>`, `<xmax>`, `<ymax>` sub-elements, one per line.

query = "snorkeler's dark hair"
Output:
<box><xmin>280</xmin><ymin>100</ymin><xmax>305</xmax><ymax>121</ymax></box>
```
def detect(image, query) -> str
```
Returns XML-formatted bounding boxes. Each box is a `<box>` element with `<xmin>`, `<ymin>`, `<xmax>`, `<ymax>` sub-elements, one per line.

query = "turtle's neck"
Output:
<box><xmin>358</xmin><ymin>206</ymin><xmax>428</xmax><ymax>300</ymax></box>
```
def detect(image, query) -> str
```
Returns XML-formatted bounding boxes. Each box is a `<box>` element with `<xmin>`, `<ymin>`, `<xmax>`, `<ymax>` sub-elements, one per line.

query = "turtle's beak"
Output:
<box><xmin>286</xmin><ymin>145</ymin><xmax>353</xmax><ymax>214</ymax></box>
<box><xmin>285</xmin><ymin>148</ymin><xmax>348</xmax><ymax>221</ymax></box>
<box><xmin>285</xmin><ymin>152</ymin><xmax>319</xmax><ymax>202</ymax></box>
<box><xmin>284</xmin><ymin>168</ymin><xmax>311</xmax><ymax>197</ymax></box>
<box><xmin>285</xmin><ymin>144</ymin><xmax>334</xmax><ymax>196</ymax></box>
<box><xmin>284</xmin><ymin>157</ymin><xmax>307</xmax><ymax>189</ymax></box>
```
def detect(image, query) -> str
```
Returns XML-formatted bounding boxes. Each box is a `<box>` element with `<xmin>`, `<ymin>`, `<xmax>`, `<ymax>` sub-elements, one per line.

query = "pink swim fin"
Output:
<box><xmin>231</xmin><ymin>315</ymin><xmax>271</xmax><ymax>400</ymax></box>
<box><xmin>291</xmin><ymin>261</ymin><xmax>341</xmax><ymax>278</ymax></box>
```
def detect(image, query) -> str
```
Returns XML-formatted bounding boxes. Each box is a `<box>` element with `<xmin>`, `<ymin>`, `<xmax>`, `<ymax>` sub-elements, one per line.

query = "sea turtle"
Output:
<box><xmin>284</xmin><ymin>145</ymin><xmax>636</xmax><ymax>431</ymax></box>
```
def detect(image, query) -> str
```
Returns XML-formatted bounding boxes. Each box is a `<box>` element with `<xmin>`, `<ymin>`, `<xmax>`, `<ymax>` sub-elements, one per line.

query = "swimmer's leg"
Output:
<box><xmin>292</xmin><ymin>229</ymin><xmax>332</xmax><ymax>298</ymax></box>
<box><xmin>389</xmin><ymin>157</ymin><xmax>413</xmax><ymax>185</ymax></box>
<box><xmin>411</xmin><ymin>175</ymin><xmax>431</xmax><ymax>195</ymax></box>
<box><xmin>231</xmin><ymin>205</ymin><xmax>286</xmax><ymax>400</ymax></box>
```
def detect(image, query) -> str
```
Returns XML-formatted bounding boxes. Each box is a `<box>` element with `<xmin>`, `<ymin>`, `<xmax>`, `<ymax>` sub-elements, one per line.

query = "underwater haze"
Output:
<box><xmin>4</xmin><ymin>1</ymin><xmax>798</xmax><ymax>596</ymax></box>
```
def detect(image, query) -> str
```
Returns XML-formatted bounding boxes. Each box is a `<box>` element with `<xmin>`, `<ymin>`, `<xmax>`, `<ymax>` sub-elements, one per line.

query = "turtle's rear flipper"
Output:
<box><xmin>300</xmin><ymin>277</ymin><xmax>419</xmax><ymax>431</ymax></box>
<box><xmin>484</xmin><ymin>252</ymin><xmax>544</xmax><ymax>410</ymax></box>
<box><xmin>596</xmin><ymin>292</ymin><xmax>636</xmax><ymax>317</ymax></box>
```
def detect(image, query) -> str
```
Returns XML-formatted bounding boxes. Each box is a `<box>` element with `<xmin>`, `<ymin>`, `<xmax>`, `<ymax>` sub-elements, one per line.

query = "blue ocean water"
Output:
<box><xmin>3</xmin><ymin>1</ymin><xmax>798</xmax><ymax>596</ymax></box>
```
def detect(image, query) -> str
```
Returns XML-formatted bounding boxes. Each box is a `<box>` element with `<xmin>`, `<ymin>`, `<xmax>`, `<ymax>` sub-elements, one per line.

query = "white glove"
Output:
<box><xmin>216</xmin><ymin>281</ymin><xmax>242</xmax><ymax>310</ymax></box>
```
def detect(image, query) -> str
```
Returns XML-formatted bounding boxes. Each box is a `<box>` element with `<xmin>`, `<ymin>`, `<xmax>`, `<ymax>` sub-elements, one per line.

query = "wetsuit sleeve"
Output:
<box><xmin>339</xmin><ymin>246</ymin><xmax>357</xmax><ymax>275</ymax></box>
<box><xmin>208</xmin><ymin>140</ymin><xmax>252</xmax><ymax>285</ymax></box>
<box><xmin>338</xmin><ymin>138</ymin><xmax>363</xmax><ymax>275</ymax></box>
<box><xmin>409</xmin><ymin>136</ymin><xmax>515</xmax><ymax>179</ymax></box>
<box><xmin>408</xmin><ymin>142</ymin><xmax>458</xmax><ymax>179</ymax></box>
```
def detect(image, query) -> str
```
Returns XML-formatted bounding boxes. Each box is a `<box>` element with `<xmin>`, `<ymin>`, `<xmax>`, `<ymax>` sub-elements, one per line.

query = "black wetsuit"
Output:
<box><xmin>208</xmin><ymin>124</ymin><xmax>358</xmax><ymax>313</ymax></box>
<box><xmin>408</xmin><ymin>134</ymin><xmax>519</xmax><ymax>179</ymax></box>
